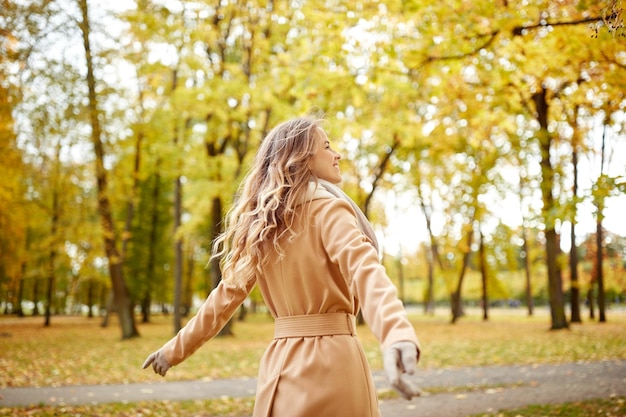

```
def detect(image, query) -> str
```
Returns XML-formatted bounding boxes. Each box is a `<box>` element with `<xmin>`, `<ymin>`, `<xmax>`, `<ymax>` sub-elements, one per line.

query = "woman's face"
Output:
<box><xmin>309</xmin><ymin>128</ymin><xmax>342</xmax><ymax>184</ymax></box>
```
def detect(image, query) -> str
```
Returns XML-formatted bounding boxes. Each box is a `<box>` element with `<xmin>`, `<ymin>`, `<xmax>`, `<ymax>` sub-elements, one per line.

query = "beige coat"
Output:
<box><xmin>161</xmin><ymin>184</ymin><xmax>420</xmax><ymax>417</ymax></box>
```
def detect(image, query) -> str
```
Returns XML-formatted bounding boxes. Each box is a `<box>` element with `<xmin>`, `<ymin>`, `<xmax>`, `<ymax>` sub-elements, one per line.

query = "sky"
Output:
<box><xmin>378</xmin><ymin>121</ymin><xmax>626</xmax><ymax>256</ymax></box>
<box><xmin>380</xmin><ymin>192</ymin><xmax>626</xmax><ymax>256</ymax></box>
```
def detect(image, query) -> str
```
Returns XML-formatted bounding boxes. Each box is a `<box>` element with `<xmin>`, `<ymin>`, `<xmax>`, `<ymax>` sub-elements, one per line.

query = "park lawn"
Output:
<box><xmin>469</xmin><ymin>396</ymin><xmax>626</xmax><ymax>417</ymax></box>
<box><xmin>1</xmin><ymin>396</ymin><xmax>625</xmax><ymax>417</ymax></box>
<box><xmin>1</xmin><ymin>307</ymin><xmax>625</xmax><ymax>389</ymax></box>
<box><xmin>1</xmin><ymin>308</ymin><xmax>625</xmax><ymax>417</ymax></box>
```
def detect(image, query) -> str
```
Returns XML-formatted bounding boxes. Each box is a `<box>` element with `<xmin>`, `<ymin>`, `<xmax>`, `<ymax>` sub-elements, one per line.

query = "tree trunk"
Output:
<box><xmin>451</xmin><ymin>224</ymin><xmax>473</xmax><ymax>324</ymax></box>
<box><xmin>587</xmin><ymin>284</ymin><xmax>596</xmax><ymax>320</ymax></box>
<box><xmin>173</xmin><ymin>174</ymin><xmax>183</xmax><ymax>335</ymax></box>
<box><xmin>518</xmin><ymin>172</ymin><xmax>534</xmax><ymax>316</ymax></box>
<box><xmin>203</xmin><ymin>126</ymin><xmax>235</xmax><ymax>333</ymax></box>
<box><xmin>238</xmin><ymin>303</ymin><xmax>248</xmax><ymax>321</ymax></box>
<box><xmin>545</xmin><ymin>227</ymin><xmax>567</xmax><ymax>329</ymax></box>
<box><xmin>100</xmin><ymin>290</ymin><xmax>114</xmax><ymax>327</ymax></box>
<box><xmin>78</xmin><ymin>0</ymin><xmax>138</xmax><ymax>339</ymax></box>
<box><xmin>595</xmin><ymin>219</ymin><xmax>606</xmax><ymax>322</ymax></box>
<box><xmin>87</xmin><ymin>280</ymin><xmax>95</xmax><ymax>318</ymax></box>
<box><xmin>363</xmin><ymin>133</ymin><xmax>400</xmax><ymax>217</ymax></box>
<box><xmin>569</xmin><ymin>148</ymin><xmax>581</xmax><ymax>323</ymax></box>
<box><xmin>425</xmin><ymin>250</ymin><xmax>435</xmax><ymax>315</ymax></box>
<box><xmin>450</xmin><ymin>261</ymin><xmax>467</xmax><ymax>324</ymax></box>
<box><xmin>479</xmin><ymin>229</ymin><xmax>489</xmax><ymax>321</ymax></box>
<box><xmin>16</xmin><ymin>271</ymin><xmax>24</xmax><ymax>317</ymax></box>
<box><xmin>521</xmin><ymin>227</ymin><xmax>534</xmax><ymax>316</ymax></box>
<box><xmin>532</xmin><ymin>87</ymin><xmax>568</xmax><ymax>330</ymax></box>
<box><xmin>32</xmin><ymin>278</ymin><xmax>40</xmax><ymax>316</ymax></box>
<box><xmin>416</xmin><ymin>177</ymin><xmax>440</xmax><ymax>315</ymax></box>
<box><xmin>44</xmin><ymin>256</ymin><xmax>55</xmax><ymax>325</ymax></box>
<box><xmin>594</xmin><ymin>125</ymin><xmax>608</xmax><ymax>323</ymax></box>
<box><xmin>210</xmin><ymin>196</ymin><xmax>233</xmax><ymax>336</ymax></box>
<box><xmin>45</xmin><ymin>178</ymin><xmax>59</xmax><ymax>327</ymax></box>
<box><xmin>208</xmin><ymin>199</ymin><xmax>222</xmax><ymax>288</ymax></box>
<box><xmin>142</xmin><ymin>170</ymin><xmax>161</xmax><ymax>324</ymax></box>
<box><xmin>121</xmin><ymin>113</ymin><xmax>144</xmax><ymax>261</ymax></box>
<box><xmin>184</xmin><ymin>245</ymin><xmax>194</xmax><ymax>317</ymax></box>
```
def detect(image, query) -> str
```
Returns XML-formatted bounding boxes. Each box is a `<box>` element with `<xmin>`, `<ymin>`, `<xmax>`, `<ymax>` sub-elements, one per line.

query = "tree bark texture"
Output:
<box><xmin>532</xmin><ymin>87</ymin><xmax>568</xmax><ymax>330</ymax></box>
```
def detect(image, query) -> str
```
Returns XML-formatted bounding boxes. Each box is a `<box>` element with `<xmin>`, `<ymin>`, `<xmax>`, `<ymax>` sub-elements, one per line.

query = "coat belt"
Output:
<box><xmin>273</xmin><ymin>313</ymin><xmax>356</xmax><ymax>339</ymax></box>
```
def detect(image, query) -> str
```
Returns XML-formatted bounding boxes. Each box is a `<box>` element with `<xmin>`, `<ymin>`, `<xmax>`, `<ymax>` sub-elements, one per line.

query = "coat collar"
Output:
<box><xmin>306</xmin><ymin>179</ymin><xmax>380</xmax><ymax>254</ymax></box>
<box><xmin>307</xmin><ymin>181</ymin><xmax>336</xmax><ymax>202</ymax></box>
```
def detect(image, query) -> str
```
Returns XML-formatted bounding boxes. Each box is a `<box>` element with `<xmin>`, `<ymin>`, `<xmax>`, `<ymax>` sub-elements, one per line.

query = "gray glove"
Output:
<box><xmin>383</xmin><ymin>341</ymin><xmax>421</xmax><ymax>400</ymax></box>
<box><xmin>142</xmin><ymin>349</ymin><xmax>171</xmax><ymax>377</ymax></box>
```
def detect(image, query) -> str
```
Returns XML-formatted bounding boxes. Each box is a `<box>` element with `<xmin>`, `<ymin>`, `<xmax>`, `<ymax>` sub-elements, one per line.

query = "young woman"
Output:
<box><xmin>143</xmin><ymin>116</ymin><xmax>421</xmax><ymax>417</ymax></box>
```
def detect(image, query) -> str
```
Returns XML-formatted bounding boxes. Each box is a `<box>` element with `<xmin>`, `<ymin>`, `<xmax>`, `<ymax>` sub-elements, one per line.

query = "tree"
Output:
<box><xmin>592</xmin><ymin>125</ymin><xmax>614</xmax><ymax>323</ymax></box>
<box><xmin>567</xmin><ymin>107</ymin><xmax>583</xmax><ymax>323</ymax></box>
<box><xmin>77</xmin><ymin>0</ymin><xmax>138</xmax><ymax>339</ymax></box>
<box><xmin>414</xmin><ymin>164</ymin><xmax>442</xmax><ymax>315</ymax></box>
<box><xmin>4</xmin><ymin>0</ymin><xmax>625</xmax><ymax>338</ymax></box>
<box><xmin>0</xmin><ymin>7</ymin><xmax>27</xmax><ymax>314</ymax></box>
<box><xmin>0</xmin><ymin>78</ymin><xmax>27</xmax><ymax>317</ymax></box>
<box><xmin>450</xmin><ymin>219</ymin><xmax>475</xmax><ymax>323</ymax></box>
<box><xmin>518</xmin><ymin>171</ymin><xmax>535</xmax><ymax>317</ymax></box>
<box><xmin>479</xmin><ymin>228</ymin><xmax>489</xmax><ymax>321</ymax></box>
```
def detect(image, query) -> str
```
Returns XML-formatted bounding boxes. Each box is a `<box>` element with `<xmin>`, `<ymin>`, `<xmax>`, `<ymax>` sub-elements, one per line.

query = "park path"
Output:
<box><xmin>1</xmin><ymin>360</ymin><xmax>625</xmax><ymax>416</ymax></box>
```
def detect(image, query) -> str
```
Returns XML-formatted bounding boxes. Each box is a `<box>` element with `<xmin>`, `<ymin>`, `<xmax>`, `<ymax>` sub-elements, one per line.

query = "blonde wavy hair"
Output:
<box><xmin>211</xmin><ymin>116</ymin><xmax>325</xmax><ymax>288</ymax></box>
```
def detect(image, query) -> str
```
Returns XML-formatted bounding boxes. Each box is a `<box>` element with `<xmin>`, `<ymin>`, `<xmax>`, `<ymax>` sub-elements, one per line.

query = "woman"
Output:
<box><xmin>143</xmin><ymin>116</ymin><xmax>421</xmax><ymax>417</ymax></box>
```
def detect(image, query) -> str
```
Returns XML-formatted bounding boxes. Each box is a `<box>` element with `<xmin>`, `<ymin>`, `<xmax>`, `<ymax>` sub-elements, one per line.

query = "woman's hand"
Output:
<box><xmin>142</xmin><ymin>349</ymin><xmax>171</xmax><ymax>377</ymax></box>
<box><xmin>383</xmin><ymin>341</ymin><xmax>422</xmax><ymax>400</ymax></box>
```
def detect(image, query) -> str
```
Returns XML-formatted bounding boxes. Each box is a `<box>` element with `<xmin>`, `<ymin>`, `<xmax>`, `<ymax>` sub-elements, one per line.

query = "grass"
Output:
<box><xmin>1</xmin><ymin>397</ymin><xmax>624</xmax><ymax>417</ymax></box>
<box><xmin>0</xmin><ymin>399</ymin><xmax>256</xmax><ymax>417</ymax></box>
<box><xmin>468</xmin><ymin>396</ymin><xmax>626</xmax><ymax>417</ymax></box>
<box><xmin>1</xmin><ymin>306</ymin><xmax>625</xmax><ymax>416</ymax></box>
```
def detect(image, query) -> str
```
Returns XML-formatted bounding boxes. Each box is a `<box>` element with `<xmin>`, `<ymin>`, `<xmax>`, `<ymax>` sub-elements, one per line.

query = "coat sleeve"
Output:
<box><xmin>319</xmin><ymin>198</ymin><xmax>420</xmax><ymax>352</ymax></box>
<box><xmin>161</xmin><ymin>278</ymin><xmax>256</xmax><ymax>366</ymax></box>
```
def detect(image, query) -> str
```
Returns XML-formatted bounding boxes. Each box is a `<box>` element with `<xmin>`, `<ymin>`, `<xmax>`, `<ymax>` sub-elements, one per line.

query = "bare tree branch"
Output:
<box><xmin>512</xmin><ymin>16</ymin><xmax>604</xmax><ymax>36</ymax></box>
<box><xmin>426</xmin><ymin>30</ymin><xmax>500</xmax><ymax>62</ymax></box>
